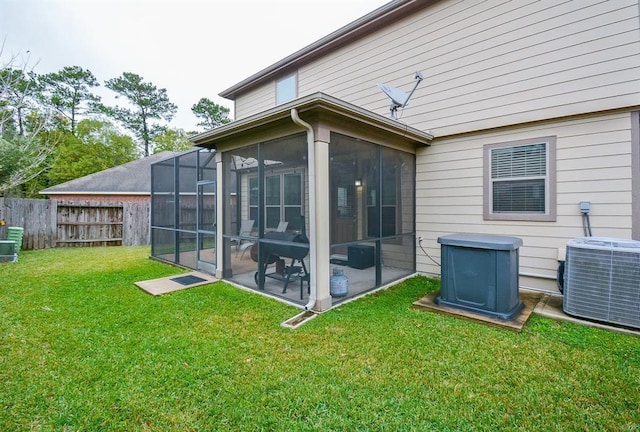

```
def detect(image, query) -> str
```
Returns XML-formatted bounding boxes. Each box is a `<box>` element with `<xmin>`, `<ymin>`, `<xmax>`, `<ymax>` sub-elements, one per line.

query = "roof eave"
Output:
<box><xmin>190</xmin><ymin>92</ymin><xmax>433</xmax><ymax>147</ymax></box>
<box><xmin>219</xmin><ymin>0</ymin><xmax>433</xmax><ymax>100</ymax></box>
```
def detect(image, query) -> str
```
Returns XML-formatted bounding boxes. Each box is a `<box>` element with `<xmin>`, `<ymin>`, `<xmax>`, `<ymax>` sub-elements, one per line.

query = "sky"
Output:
<box><xmin>0</xmin><ymin>0</ymin><xmax>390</xmax><ymax>132</ymax></box>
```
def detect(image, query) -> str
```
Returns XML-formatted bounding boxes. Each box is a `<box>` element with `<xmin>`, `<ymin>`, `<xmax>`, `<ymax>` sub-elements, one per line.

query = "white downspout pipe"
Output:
<box><xmin>291</xmin><ymin>108</ymin><xmax>317</xmax><ymax>311</ymax></box>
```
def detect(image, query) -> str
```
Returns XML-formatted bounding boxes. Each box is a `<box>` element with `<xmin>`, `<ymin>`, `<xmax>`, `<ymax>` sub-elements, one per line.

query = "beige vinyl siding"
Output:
<box><xmin>416</xmin><ymin>111</ymin><xmax>635</xmax><ymax>292</ymax></box>
<box><xmin>235</xmin><ymin>81</ymin><xmax>275</xmax><ymax>120</ymax></box>
<box><xmin>235</xmin><ymin>0</ymin><xmax>640</xmax><ymax>135</ymax></box>
<box><xmin>411</xmin><ymin>0</ymin><xmax>640</xmax><ymax>135</ymax></box>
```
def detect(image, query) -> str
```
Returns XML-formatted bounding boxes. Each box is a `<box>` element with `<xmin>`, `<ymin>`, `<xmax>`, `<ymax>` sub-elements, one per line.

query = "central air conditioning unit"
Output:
<box><xmin>563</xmin><ymin>237</ymin><xmax>640</xmax><ymax>329</ymax></box>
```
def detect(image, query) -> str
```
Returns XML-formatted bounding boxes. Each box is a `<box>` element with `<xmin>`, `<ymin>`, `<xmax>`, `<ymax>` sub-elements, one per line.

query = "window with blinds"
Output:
<box><xmin>484</xmin><ymin>137</ymin><xmax>556</xmax><ymax>222</ymax></box>
<box><xmin>491</xmin><ymin>143</ymin><xmax>546</xmax><ymax>213</ymax></box>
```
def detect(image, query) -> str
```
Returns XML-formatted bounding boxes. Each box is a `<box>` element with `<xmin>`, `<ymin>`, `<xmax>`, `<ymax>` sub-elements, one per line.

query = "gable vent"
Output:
<box><xmin>563</xmin><ymin>237</ymin><xmax>640</xmax><ymax>329</ymax></box>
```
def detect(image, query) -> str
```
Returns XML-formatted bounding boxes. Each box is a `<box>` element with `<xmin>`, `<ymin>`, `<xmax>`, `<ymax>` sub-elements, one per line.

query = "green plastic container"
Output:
<box><xmin>0</xmin><ymin>240</ymin><xmax>17</xmax><ymax>262</ymax></box>
<box><xmin>6</xmin><ymin>227</ymin><xmax>24</xmax><ymax>251</ymax></box>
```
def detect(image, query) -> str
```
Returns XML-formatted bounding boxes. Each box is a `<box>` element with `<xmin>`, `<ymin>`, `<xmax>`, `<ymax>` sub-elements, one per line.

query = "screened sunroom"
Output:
<box><xmin>150</xmin><ymin>148</ymin><xmax>217</xmax><ymax>273</ymax></box>
<box><xmin>152</xmin><ymin>93</ymin><xmax>432</xmax><ymax>312</ymax></box>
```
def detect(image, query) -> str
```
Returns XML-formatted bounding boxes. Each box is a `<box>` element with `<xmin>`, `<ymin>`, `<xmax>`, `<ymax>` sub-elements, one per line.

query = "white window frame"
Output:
<box><xmin>276</xmin><ymin>73</ymin><xmax>297</xmax><ymax>105</ymax></box>
<box><xmin>483</xmin><ymin>136</ymin><xmax>556</xmax><ymax>222</ymax></box>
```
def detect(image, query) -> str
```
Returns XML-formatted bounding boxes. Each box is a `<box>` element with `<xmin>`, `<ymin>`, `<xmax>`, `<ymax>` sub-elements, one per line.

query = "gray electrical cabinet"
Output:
<box><xmin>436</xmin><ymin>233</ymin><xmax>524</xmax><ymax>320</ymax></box>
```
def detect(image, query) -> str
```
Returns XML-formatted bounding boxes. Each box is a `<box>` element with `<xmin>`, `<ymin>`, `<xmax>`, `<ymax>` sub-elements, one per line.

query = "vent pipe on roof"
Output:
<box><xmin>290</xmin><ymin>108</ymin><xmax>317</xmax><ymax>311</ymax></box>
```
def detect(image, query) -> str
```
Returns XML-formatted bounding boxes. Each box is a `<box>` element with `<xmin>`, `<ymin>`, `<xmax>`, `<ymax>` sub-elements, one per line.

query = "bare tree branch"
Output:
<box><xmin>0</xmin><ymin>41</ymin><xmax>57</xmax><ymax>196</ymax></box>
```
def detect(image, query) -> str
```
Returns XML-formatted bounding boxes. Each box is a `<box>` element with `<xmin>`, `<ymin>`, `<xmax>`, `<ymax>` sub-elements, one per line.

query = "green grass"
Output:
<box><xmin>1</xmin><ymin>246</ymin><xmax>639</xmax><ymax>431</ymax></box>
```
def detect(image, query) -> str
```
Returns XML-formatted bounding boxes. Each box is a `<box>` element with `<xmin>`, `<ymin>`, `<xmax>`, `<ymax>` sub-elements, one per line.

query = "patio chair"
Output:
<box><xmin>238</xmin><ymin>221</ymin><xmax>288</xmax><ymax>259</ymax></box>
<box><xmin>231</xmin><ymin>219</ymin><xmax>254</xmax><ymax>256</ymax></box>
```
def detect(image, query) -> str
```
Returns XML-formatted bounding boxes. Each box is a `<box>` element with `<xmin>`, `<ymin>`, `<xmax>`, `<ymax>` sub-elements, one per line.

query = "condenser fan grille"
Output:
<box><xmin>564</xmin><ymin>237</ymin><xmax>640</xmax><ymax>329</ymax></box>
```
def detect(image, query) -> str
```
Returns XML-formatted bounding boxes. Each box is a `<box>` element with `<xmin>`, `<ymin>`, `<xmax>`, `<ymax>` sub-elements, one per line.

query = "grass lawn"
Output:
<box><xmin>1</xmin><ymin>246</ymin><xmax>639</xmax><ymax>431</ymax></box>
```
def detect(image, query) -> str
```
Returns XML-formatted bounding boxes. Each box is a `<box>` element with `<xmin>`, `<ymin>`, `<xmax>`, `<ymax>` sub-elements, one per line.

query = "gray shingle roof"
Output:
<box><xmin>40</xmin><ymin>151</ymin><xmax>177</xmax><ymax>195</ymax></box>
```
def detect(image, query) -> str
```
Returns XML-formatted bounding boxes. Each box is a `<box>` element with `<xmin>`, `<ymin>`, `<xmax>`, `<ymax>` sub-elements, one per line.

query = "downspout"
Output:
<box><xmin>291</xmin><ymin>108</ymin><xmax>317</xmax><ymax>311</ymax></box>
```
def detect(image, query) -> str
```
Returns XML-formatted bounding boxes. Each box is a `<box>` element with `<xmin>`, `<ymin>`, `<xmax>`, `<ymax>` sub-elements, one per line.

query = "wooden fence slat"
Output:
<box><xmin>123</xmin><ymin>202</ymin><xmax>150</xmax><ymax>246</ymax></box>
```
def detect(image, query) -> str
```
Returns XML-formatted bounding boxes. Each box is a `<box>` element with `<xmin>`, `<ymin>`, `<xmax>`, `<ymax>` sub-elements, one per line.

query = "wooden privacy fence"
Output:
<box><xmin>0</xmin><ymin>198</ymin><xmax>150</xmax><ymax>250</ymax></box>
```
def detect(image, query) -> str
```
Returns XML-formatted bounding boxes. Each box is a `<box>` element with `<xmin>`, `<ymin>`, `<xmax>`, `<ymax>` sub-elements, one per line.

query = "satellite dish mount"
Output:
<box><xmin>378</xmin><ymin>71</ymin><xmax>424</xmax><ymax>120</ymax></box>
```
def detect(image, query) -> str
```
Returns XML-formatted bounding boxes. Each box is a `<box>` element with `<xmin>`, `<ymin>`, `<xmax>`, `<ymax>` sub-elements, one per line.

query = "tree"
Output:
<box><xmin>191</xmin><ymin>97</ymin><xmax>231</xmax><ymax>130</ymax></box>
<box><xmin>47</xmin><ymin>119</ymin><xmax>138</xmax><ymax>185</ymax></box>
<box><xmin>0</xmin><ymin>65</ymin><xmax>40</xmax><ymax>137</ymax></box>
<box><xmin>0</xmin><ymin>129</ymin><xmax>56</xmax><ymax>195</ymax></box>
<box><xmin>152</xmin><ymin>128</ymin><xmax>194</xmax><ymax>154</ymax></box>
<box><xmin>40</xmin><ymin>66</ymin><xmax>100</xmax><ymax>135</ymax></box>
<box><xmin>100</xmin><ymin>72</ymin><xmax>177</xmax><ymax>157</ymax></box>
<box><xmin>0</xmin><ymin>45</ymin><xmax>57</xmax><ymax>196</ymax></box>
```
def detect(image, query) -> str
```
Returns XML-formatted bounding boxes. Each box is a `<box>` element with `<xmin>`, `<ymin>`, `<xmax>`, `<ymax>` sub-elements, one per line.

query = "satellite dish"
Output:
<box><xmin>377</xmin><ymin>71</ymin><xmax>424</xmax><ymax>119</ymax></box>
<box><xmin>378</xmin><ymin>83</ymin><xmax>408</xmax><ymax>107</ymax></box>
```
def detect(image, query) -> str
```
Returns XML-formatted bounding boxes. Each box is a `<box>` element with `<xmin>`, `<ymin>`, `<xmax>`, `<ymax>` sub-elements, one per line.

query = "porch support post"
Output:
<box><xmin>632</xmin><ymin>111</ymin><xmax>639</xmax><ymax>240</ymax></box>
<box><xmin>215</xmin><ymin>151</ymin><xmax>224</xmax><ymax>279</ymax></box>
<box><xmin>312</xmin><ymin>130</ymin><xmax>332</xmax><ymax>311</ymax></box>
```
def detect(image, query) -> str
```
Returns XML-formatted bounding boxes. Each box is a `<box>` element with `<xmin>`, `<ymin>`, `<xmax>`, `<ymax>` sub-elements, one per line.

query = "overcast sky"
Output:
<box><xmin>1</xmin><ymin>0</ymin><xmax>389</xmax><ymax>132</ymax></box>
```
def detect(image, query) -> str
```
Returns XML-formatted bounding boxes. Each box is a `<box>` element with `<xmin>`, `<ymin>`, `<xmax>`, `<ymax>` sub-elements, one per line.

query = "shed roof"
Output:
<box><xmin>40</xmin><ymin>151</ymin><xmax>179</xmax><ymax>196</ymax></box>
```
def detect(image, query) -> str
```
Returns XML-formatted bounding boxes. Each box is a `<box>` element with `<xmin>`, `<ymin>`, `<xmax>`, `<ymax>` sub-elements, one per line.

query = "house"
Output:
<box><xmin>41</xmin><ymin>151</ymin><xmax>177</xmax><ymax>203</ymax></box>
<box><xmin>38</xmin><ymin>151</ymin><xmax>179</xmax><ymax>247</ymax></box>
<box><xmin>151</xmin><ymin>0</ymin><xmax>640</xmax><ymax>312</ymax></box>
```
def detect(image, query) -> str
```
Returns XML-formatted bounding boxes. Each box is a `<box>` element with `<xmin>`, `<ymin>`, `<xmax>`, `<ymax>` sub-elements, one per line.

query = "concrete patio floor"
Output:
<box><xmin>135</xmin><ymin>271</ymin><xmax>217</xmax><ymax>296</ymax></box>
